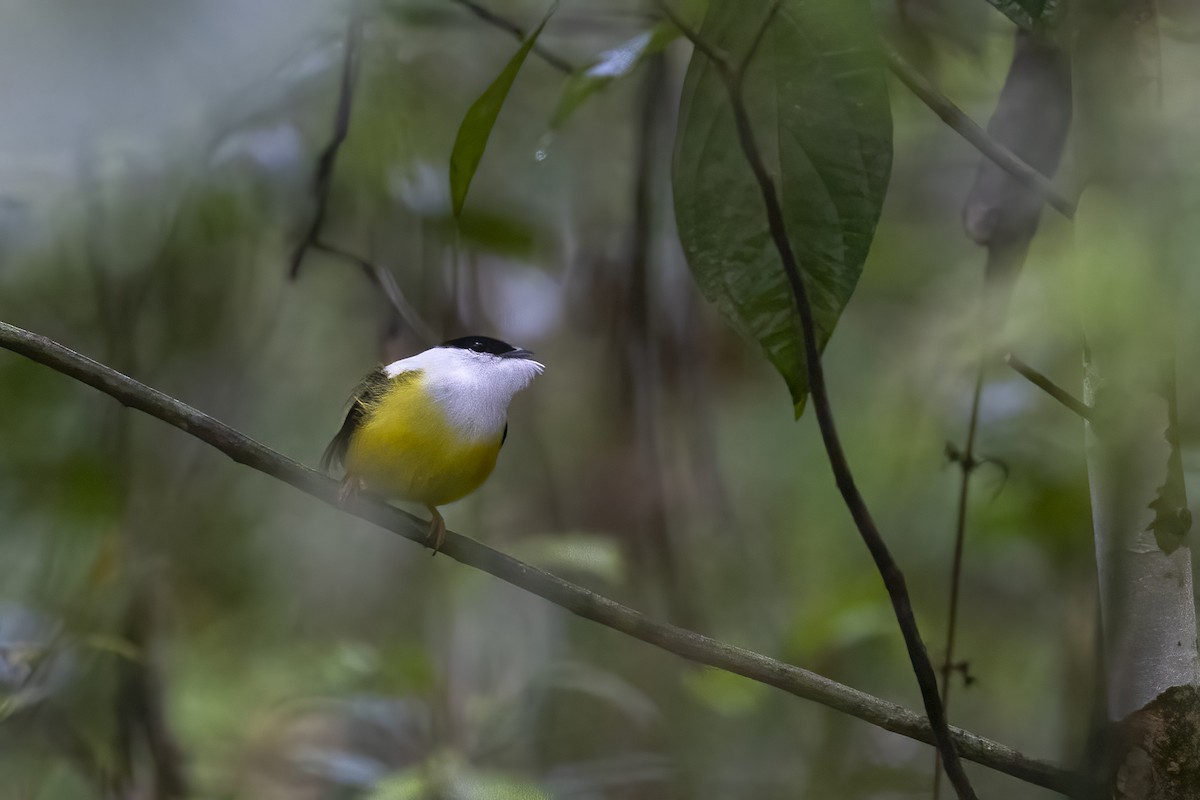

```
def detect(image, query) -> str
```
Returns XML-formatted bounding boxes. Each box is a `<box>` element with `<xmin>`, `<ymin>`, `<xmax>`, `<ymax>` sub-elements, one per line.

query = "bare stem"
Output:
<box><xmin>0</xmin><ymin>319</ymin><xmax>1089</xmax><ymax>797</ymax></box>
<box><xmin>289</xmin><ymin>10</ymin><xmax>362</xmax><ymax>278</ymax></box>
<box><xmin>933</xmin><ymin>357</ymin><xmax>986</xmax><ymax>800</ymax></box>
<box><xmin>311</xmin><ymin>240</ymin><xmax>439</xmax><ymax>345</ymax></box>
<box><xmin>882</xmin><ymin>46</ymin><xmax>1075</xmax><ymax>220</ymax></box>
<box><xmin>450</xmin><ymin>0</ymin><xmax>575</xmax><ymax>73</ymax></box>
<box><xmin>1005</xmin><ymin>353</ymin><xmax>1093</xmax><ymax>421</ymax></box>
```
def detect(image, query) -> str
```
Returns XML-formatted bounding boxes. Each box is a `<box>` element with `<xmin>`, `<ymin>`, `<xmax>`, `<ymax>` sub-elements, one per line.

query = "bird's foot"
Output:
<box><xmin>426</xmin><ymin>506</ymin><xmax>446</xmax><ymax>556</ymax></box>
<box><xmin>337</xmin><ymin>475</ymin><xmax>363</xmax><ymax>507</ymax></box>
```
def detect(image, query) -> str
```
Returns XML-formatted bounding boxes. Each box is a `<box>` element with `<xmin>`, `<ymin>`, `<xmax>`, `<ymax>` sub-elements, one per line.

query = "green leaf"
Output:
<box><xmin>673</xmin><ymin>0</ymin><xmax>892</xmax><ymax>416</ymax></box>
<box><xmin>450</xmin><ymin>3</ymin><xmax>557</xmax><ymax>217</ymax></box>
<box><xmin>549</xmin><ymin>22</ymin><xmax>678</xmax><ymax>129</ymax></box>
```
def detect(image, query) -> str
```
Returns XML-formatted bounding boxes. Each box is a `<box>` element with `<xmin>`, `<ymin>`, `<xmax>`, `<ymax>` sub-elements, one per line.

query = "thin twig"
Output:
<box><xmin>933</xmin><ymin>358</ymin><xmax>985</xmax><ymax>800</ymax></box>
<box><xmin>882</xmin><ymin>45</ymin><xmax>1075</xmax><ymax>220</ymax></box>
<box><xmin>937</xmin><ymin>32</ymin><xmax>1070</xmax><ymax>792</ymax></box>
<box><xmin>0</xmin><ymin>319</ymin><xmax>1088</xmax><ymax>797</ymax></box>
<box><xmin>451</xmin><ymin>0</ymin><xmax>575</xmax><ymax>73</ymax></box>
<box><xmin>1005</xmin><ymin>353</ymin><xmax>1093</xmax><ymax>421</ymax></box>
<box><xmin>311</xmin><ymin>240</ymin><xmax>439</xmax><ymax>346</ymax></box>
<box><xmin>661</xmin><ymin>4</ymin><xmax>977</xmax><ymax>798</ymax></box>
<box><xmin>289</xmin><ymin>10</ymin><xmax>363</xmax><ymax>279</ymax></box>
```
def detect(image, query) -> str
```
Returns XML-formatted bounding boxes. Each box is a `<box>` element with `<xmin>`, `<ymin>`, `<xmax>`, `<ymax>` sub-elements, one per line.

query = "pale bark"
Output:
<box><xmin>1083</xmin><ymin>359</ymin><xmax>1199</xmax><ymax>721</ymax></box>
<box><xmin>1073</xmin><ymin>3</ymin><xmax>1200</xmax><ymax>795</ymax></box>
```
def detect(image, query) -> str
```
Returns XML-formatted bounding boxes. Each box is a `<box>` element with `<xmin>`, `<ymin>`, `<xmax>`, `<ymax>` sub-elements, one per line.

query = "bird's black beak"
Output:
<box><xmin>500</xmin><ymin>348</ymin><xmax>535</xmax><ymax>360</ymax></box>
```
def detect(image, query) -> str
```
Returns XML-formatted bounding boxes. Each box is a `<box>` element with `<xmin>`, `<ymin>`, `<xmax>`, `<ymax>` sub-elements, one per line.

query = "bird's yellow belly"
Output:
<box><xmin>343</xmin><ymin>382</ymin><xmax>502</xmax><ymax>508</ymax></box>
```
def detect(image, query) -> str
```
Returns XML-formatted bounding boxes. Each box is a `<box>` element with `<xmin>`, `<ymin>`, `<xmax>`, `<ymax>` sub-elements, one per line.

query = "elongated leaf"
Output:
<box><xmin>673</xmin><ymin>0</ymin><xmax>892</xmax><ymax>416</ymax></box>
<box><xmin>450</xmin><ymin>4</ymin><xmax>556</xmax><ymax>217</ymax></box>
<box><xmin>549</xmin><ymin>22</ymin><xmax>678</xmax><ymax>129</ymax></box>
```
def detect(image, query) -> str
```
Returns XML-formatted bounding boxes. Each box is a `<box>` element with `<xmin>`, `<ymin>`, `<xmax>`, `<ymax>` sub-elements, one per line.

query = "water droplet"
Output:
<box><xmin>534</xmin><ymin>132</ymin><xmax>554</xmax><ymax>163</ymax></box>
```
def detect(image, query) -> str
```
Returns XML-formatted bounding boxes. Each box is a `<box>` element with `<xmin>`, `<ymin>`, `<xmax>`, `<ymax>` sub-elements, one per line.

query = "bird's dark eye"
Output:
<box><xmin>469</xmin><ymin>340</ymin><xmax>487</xmax><ymax>352</ymax></box>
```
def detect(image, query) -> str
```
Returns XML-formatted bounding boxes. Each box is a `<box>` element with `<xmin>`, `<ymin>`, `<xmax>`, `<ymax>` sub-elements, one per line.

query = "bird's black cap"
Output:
<box><xmin>441</xmin><ymin>335</ymin><xmax>523</xmax><ymax>356</ymax></box>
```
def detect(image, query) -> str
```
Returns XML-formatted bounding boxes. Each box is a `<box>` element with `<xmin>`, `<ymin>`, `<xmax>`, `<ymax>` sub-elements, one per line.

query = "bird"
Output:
<box><xmin>320</xmin><ymin>335</ymin><xmax>544</xmax><ymax>552</ymax></box>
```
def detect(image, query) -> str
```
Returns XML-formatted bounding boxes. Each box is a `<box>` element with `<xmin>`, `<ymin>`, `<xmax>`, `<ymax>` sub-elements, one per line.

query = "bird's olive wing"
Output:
<box><xmin>319</xmin><ymin>367</ymin><xmax>400</xmax><ymax>474</ymax></box>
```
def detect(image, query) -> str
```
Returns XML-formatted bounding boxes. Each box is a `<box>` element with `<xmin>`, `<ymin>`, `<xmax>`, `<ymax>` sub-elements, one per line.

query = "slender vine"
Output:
<box><xmin>658</xmin><ymin>4</ymin><xmax>977</xmax><ymax>798</ymax></box>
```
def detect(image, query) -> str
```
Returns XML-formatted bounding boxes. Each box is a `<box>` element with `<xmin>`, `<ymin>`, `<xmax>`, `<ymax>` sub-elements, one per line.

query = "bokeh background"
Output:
<box><xmin>3</xmin><ymin>1</ymin><xmax>1200</xmax><ymax>798</ymax></box>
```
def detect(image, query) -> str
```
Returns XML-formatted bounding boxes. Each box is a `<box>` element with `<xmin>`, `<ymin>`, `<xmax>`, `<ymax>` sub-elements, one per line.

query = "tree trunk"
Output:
<box><xmin>1084</xmin><ymin>358</ymin><xmax>1198</xmax><ymax>722</ymax></box>
<box><xmin>1083</xmin><ymin>353</ymin><xmax>1200</xmax><ymax>798</ymax></box>
<box><xmin>1074</xmin><ymin>2</ymin><xmax>1200</xmax><ymax>797</ymax></box>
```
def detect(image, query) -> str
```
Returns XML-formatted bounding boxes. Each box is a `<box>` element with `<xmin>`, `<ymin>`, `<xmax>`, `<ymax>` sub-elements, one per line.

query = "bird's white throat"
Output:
<box><xmin>384</xmin><ymin>347</ymin><xmax>544</xmax><ymax>441</ymax></box>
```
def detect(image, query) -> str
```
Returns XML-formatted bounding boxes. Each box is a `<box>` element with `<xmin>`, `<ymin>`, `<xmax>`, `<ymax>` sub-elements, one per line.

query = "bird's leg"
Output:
<box><xmin>426</xmin><ymin>505</ymin><xmax>446</xmax><ymax>555</ymax></box>
<box><xmin>337</xmin><ymin>475</ymin><xmax>363</xmax><ymax>506</ymax></box>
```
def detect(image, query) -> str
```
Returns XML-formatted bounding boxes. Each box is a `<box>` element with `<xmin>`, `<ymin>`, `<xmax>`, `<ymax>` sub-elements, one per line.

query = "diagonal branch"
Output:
<box><xmin>311</xmin><ymin>240</ymin><xmax>439</xmax><ymax>345</ymax></box>
<box><xmin>1005</xmin><ymin>353</ymin><xmax>1093</xmax><ymax>421</ymax></box>
<box><xmin>0</xmin><ymin>319</ymin><xmax>1087</xmax><ymax>796</ymax></box>
<box><xmin>451</xmin><ymin>0</ymin><xmax>575</xmax><ymax>73</ymax></box>
<box><xmin>882</xmin><ymin>46</ymin><xmax>1075</xmax><ymax>220</ymax></box>
<box><xmin>659</xmin><ymin>4</ymin><xmax>976</xmax><ymax>798</ymax></box>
